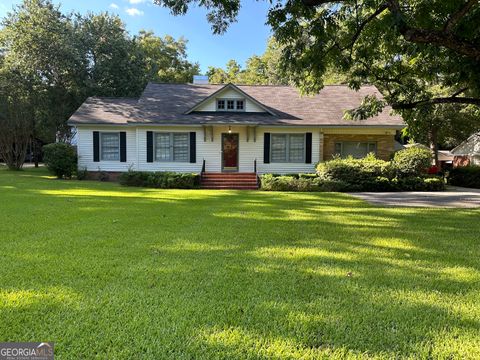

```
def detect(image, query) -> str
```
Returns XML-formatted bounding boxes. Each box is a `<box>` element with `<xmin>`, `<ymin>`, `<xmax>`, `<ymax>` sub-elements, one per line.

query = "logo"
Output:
<box><xmin>0</xmin><ymin>343</ymin><xmax>54</xmax><ymax>360</ymax></box>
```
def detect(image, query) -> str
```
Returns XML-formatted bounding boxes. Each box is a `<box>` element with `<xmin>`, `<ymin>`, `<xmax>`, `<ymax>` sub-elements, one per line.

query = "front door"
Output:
<box><xmin>222</xmin><ymin>133</ymin><xmax>239</xmax><ymax>171</ymax></box>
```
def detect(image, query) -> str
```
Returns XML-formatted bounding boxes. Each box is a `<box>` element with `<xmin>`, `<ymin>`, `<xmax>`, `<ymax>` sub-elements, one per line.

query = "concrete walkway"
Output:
<box><xmin>350</xmin><ymin>186</ymin><xmax>480</xmax><ymax>208</ymax></box>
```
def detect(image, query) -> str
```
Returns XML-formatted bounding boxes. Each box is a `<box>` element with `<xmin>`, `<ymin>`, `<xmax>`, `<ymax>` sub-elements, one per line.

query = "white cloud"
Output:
<box><xmin>125</xmin><ymin>7</ymin><xmax>144</xmax><ymax>16</ymax></box>
<box><xmin>128</xmin><ymin>0</ymin><xmax>146</xmax><ymax>4</ymax></box>
<box><xmin>109</xmin><ymin>3</ymin><xmax>119</xmax><ymax>9</ymax></box>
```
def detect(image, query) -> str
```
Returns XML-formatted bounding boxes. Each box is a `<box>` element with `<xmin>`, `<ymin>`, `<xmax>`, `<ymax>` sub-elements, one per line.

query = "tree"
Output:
<box><xmin>79</xmin><ymin>13</ymin><xmax>146</xmax><ymax>97</ymax></box>
<box><xmin>404</xmin><ymin>104</ymin><xmax>480</xmax><ymax>165</ymax></box>
<box><xmin>137</xmin><ymin>30</ymin><xmax>200</xmax><ymax>84</ymax></box>
<box><xmin>0</xmin><ymin>70</ymin><xmax>32</xmax><ymax>170</ymax></box>
<box><xmin>0</xmin><ymin>0</ymin><xmax>86</xmax><ymax>165</ymax></box>
<box><xmin>154</xmin><ymin>1</ymin><xmax>480</xmax><ymax>118</ymax></box>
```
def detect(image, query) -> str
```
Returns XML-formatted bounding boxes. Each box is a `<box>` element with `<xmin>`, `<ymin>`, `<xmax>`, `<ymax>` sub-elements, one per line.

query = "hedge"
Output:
<box><xmin>448</xmin><ymin>166</ymin><xmax>480</xmax><ymax>189</ymax></box>
<box><xmin>259</xmin><ymin>174</ymin><xmax>444</xmax><ymax>192</ymax></box>
<box><xmin>119</xmin><ymin>171</ymin><xmax>200</xmax><ymax>189</ymax></box>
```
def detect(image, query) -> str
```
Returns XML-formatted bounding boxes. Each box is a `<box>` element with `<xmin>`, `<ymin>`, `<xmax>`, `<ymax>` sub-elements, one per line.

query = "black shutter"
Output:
<box><xmin>146</xmin><ymin>131</ymin><xmax>153</xmax><ymax>163</ymax></box>
<box><xmin>93</xmin><ymin>131</ymin><xmax>100</xmax><ymax>162</ymax></box>
<box><xmin>120</xmin><ymin>132</ymin><xmax>127</xmax><ymax>162</ymax></box>
<box><xmin>264</xmin><ymin>133</ymin><xmax>270</xmax><ymax>164</ymax></box>
<box><xmin>305</xmin><ymin>132</ymin><xmax>312</xmax><ymax>164</ymax></box>
<box><xmin>189</xmin><ymin>132</ymin><xmax>196</xmax><ymax>163</ymax></box>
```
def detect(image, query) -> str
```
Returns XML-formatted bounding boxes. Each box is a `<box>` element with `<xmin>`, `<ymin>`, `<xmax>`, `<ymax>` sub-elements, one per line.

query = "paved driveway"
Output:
<box><xmin>350</xmin><ymin>186</ymin><xmax>480</xmax><ymax>208</ymax></box>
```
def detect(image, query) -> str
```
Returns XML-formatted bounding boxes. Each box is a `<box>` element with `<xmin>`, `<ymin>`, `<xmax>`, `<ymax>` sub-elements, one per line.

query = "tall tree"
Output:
<box><xmin>79</xmin><ymin>13</ymin><xmax>145</xmax><ymax>97</ymax></box>
<box><xmin>0</xmin><ymin>70</ymin><xmax>32</xmax><ymax>170</ymax></box>
<box><xmin>155</xmin><ymin>0</ymin><xmax>480</xmax><ymax>125</ymax></box>
<box><xmin>137</xmin><ymin>30</ymin><xmax>200</xmax><ymax>84</ymax></box>
<box><xmin>206</xmin><ymin>37</ymin><xmax>346</xmax><ymax>85</ymax></box>
<box><xmin>0</xmin><ymin>0</ymin><xmax>85</xmax><ymax>164</ymax></box>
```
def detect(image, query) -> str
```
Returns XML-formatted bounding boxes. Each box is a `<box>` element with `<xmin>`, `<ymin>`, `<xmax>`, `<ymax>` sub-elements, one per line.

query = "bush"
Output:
<box><xmin>43</xmin><ymin>143</ymin><xmax>77</xmax><ymax>179</ymax></box>
<box><xmin>448</xmin><ymin>166</ymin><xmax>480</xmax><ymax>188</ymax></box>
<box><xmin>392</xmin><ymin>147</ymin><xmax>431</xmax><ymax>177</ymax></box>
<box><xmin>260</xmin><ymin>174</ymin><xmax>351</xmax><ymax>192</ymax></box>
<box><xmin>316</xmin><ymin>154</ymin><xmax>394</xmax><ymax>187</ymax></box>
<box><xmin>119</xmin><ymin>171</ymin><xmax>200</xmax><ymax>189</ymax></box>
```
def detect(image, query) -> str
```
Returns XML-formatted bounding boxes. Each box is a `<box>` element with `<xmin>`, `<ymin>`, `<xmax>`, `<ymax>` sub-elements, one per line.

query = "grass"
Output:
<box><xmin>0</xmin><ymin>167</ymin><xmax>479</xmax><ymax>359</ymax></box>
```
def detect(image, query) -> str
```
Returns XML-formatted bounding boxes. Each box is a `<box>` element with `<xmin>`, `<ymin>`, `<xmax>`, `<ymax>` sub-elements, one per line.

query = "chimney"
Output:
<box><xmin>193</xmin><ymin>75</ymin><xmax>209</xmax><ymax>85</ymax></box>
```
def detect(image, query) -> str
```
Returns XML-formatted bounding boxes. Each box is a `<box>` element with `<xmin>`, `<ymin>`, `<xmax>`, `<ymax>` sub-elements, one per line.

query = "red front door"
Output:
<box><xmin>222</xmin><ymin>133</ymin><xmax>239</xmax><ymax>171</ymax></box>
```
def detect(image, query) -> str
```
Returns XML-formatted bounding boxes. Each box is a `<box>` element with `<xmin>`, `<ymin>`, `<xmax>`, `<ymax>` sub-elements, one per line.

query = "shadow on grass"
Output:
<box><xmin>0</xmin><ymin>168</ymin><xmax>479</xmax><ymax>358</ymax></box>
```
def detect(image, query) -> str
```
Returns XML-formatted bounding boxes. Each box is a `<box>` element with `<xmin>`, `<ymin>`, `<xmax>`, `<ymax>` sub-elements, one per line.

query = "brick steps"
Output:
<box><xmin>201</xmin><ymin>172</ymin><xmax>258</xmax><ymax>190</ymax></box>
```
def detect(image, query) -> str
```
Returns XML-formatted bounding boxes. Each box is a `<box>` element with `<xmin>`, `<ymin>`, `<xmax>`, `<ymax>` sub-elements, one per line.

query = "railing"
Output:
<box><xmin>201</xmin><ymin>158</ymin><xmax>206</xmax><ymax>174</ymax></box>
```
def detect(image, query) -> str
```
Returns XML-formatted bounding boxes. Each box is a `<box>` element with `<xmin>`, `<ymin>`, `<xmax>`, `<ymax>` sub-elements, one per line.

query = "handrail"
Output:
<box><xmin>201</xmin><ymin>158</ymin><xmax>206</xmax><ymax>174</ymax></box>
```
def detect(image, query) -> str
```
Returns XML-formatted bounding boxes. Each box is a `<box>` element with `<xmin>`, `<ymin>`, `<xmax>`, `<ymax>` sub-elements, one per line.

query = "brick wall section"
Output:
<box><xmin>323</xmin><ymin>134</ymin><xmax>395</xmax><ymax>161</ymax></box>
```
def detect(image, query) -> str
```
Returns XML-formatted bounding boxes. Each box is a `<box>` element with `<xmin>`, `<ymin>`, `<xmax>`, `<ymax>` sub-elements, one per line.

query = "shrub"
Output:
<box><xmin>316</xmin><ymin>154</ymin><xmax>394</xmax><ymax>187</ymax></box>
<box><xmin>392</xmin><ymin>147</ymin><xmax>431</xmax><ymax>177</ymax></box>
<box><xmin>42</xmin><ymin>143</ymin><xmax>77</xmax><ymax>179</ymax></box>
<box><xmin>423</xmin><ymin>177</ymin><xmax>446</xmax><ymax>191</ymax></box>
<box><xmin>448</xmin><ymin>166</ymin><xmax>480</xmax><ymax>189</ymax></box>
<box><xmin>119</xmin><ymin>171</ymin><xmax>200</xmax><ymax>189</ymax></box>
<box><xmin>260</xmin><ymin>174</ymin><xmax>351</xmax><ymax>192</ymax></box>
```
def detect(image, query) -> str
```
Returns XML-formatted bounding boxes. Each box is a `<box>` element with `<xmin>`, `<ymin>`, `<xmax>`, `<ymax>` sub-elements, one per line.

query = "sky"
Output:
<box><xmin>0</xmin><ymin>0</ymin><xmax>273</xmax><ymax>73</ymax></box>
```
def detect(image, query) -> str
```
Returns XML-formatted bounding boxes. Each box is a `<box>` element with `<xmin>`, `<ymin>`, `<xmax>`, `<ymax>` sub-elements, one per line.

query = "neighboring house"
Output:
<box><xmin>68</xmin><ymin>80</ymin><xmax>404</xmax><ymax>185</ymax></box>
<box><xmin>451</xmin><ymin>132</ymin><xmax>480</xmax><ymax>167</ymax></box>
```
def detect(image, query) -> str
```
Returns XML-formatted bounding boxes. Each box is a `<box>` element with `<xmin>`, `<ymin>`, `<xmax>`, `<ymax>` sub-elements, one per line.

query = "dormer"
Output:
<box><xmin>185</xmin><ymin>83</ymin><xmax>276</xmax><ymax>115</ymax></box>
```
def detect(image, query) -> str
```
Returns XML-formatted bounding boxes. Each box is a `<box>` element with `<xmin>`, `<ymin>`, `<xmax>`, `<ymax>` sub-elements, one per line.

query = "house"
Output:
<box><xmin>451</xmin><ymin>132</ymin><xmax>480</xmax><ymax>167</ymax></box>
<box><xmin>68</xmin><ymin>80</ymin><xmax>404</xmax><ymax>187</ymax></box>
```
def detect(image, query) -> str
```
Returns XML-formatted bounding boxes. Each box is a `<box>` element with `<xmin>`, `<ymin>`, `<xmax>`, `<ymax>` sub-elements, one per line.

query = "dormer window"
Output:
<box><xmin>216</xmin><ymin>98</ymin><xmax>245</xmax><ymax>112</ymax></box>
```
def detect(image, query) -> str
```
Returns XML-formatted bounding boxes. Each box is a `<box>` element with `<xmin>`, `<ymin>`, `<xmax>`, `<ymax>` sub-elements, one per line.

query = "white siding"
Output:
<box><xmin>195</xmin><ymin>89</ymin><xmax>265</xmax><ymax>113</ymax></box>
<box><xmin>137</xmin><ymin>127</ymin><xmax>203</xmax><ymax>172</ymax></box>
<box><xmin>77</xmin><ymin>126</ymin><xmax>137</xmax><ymax>171</ymax></box>
<box><xmin>76</xmin><ymin>125</ymin><xmax>321</xmax><ymax>174</ymax></box>
<box><xmin>195</xmin><ymin>125</ymin><xmax>318</xmax><ymax>174</ymax></box>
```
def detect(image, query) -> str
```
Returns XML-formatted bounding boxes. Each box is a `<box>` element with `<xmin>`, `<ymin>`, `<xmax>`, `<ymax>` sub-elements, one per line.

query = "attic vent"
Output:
<box><xmin>193</xmin><ymin>75</ymin><xmax>209</xmax><ymax>85</ymax></box>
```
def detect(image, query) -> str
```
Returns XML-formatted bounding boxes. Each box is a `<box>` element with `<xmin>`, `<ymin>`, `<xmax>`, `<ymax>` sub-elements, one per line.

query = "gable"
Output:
<box><xmin>452</xmin><ymin>134</ymin><xmax>480</xmax><ymax>155</ymax></box>
<box><xmin>195</xmin><ymin>88</ymin><xmax>266</xmax><ymax>112</ymax></box>
<box><xmin>185</xmin><ymin>83</ymin><xmax>275</xmax><ymax>115</ymax></box>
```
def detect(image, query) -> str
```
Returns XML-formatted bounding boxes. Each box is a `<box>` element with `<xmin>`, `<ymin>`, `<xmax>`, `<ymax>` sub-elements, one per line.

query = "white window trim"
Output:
<box><xmin>153</xmin><ymin>132</ymin><xmax>190</xmax><ymax>163</ymax></box>
<box><xmin>100</xmin><ymin>132</ymin><xmax>120</xmax><ymax>161</ymax></box>
<box><xmin>270</xmin><ymin>133</ymin><xmax>306</xmax><ymax>163</ymax></box>
<box><xmin>216</xmin><ymin>98</ymin><xmax>246</xmax><ymax>112</ymax></box>
<box><xmin>335</xmin><ymin>141</ymin><xmax>377</xmax><ymax>158</ymax></box>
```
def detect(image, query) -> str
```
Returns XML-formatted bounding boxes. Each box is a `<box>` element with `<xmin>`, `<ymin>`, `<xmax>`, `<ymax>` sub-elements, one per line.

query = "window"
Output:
<box><xmin>334</xmin><ymin>142</ymin><xmax>377</xmax><ymax>158</ymax></box>
<box><xmin>271</xmin><ymin>134</ymin><xmax>305</xmax><ymax>163</ymax></box>
<box><xmin>154</xmin><ymin>132</ymin><xmax>189</xmax><ymax>162</ymax></box>
<box><xmin>100</xmin><ymin>132</ymin><xmax>120</xmax><ymax>161</ymax></box>
<box><xmin>216</xmin><ymin>98</ymin><xmax>245</xmax><ymax>112</ymax></box>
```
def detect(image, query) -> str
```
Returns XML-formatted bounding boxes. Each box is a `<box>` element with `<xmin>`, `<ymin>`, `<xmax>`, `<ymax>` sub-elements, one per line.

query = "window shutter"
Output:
<box><xmin>93</xmin><ymin>131</ymin><xmax>100</xmax><ymax>162</ymax></box>
<box><xmin>146</xmin><ymin>131</ymin><xmax>153</xmax><ymax>163</ymax></box>
<box><xmin>189</xmin><ymin>132</ymin><xmax>196</xmax><ymax>163</ymax></box>
<box><xmin>264</xmin><ymin>133</ymin><xmax>270</xmax><ymax>164</ymax></box>
<box><xmin>120</xmin><ymin>132</ymin><xmax>127</xmax><ymax>162</ymax></box>
<box><xmin>305</xmin><ymin>132</ymin><xmax>312</xmax><ymax>164</ymax></box>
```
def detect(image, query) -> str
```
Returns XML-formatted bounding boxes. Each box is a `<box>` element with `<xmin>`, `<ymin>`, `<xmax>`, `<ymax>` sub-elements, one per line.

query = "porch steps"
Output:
<box><xmin>201</xmin><ymin>172</ymin><xmax>258</xmax><ymax>190</ymax></box>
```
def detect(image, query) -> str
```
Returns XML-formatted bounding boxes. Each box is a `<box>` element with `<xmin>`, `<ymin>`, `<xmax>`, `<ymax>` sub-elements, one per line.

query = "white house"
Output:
<box><xmin>451</xmin><ymin>132</ymin><xmax>480</xmax><ymax>166</ymax></box>
<box><xmin>68</xmin><ymin>81</ymin><xmax>404</xmax><ymax>188</ymax></box>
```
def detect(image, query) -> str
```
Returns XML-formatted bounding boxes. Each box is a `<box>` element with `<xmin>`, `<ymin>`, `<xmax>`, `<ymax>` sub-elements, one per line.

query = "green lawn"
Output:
<box><xmin>1</xmin><ymin>167</ymin><xmax>479</xmax><ymax>359</ymax></box>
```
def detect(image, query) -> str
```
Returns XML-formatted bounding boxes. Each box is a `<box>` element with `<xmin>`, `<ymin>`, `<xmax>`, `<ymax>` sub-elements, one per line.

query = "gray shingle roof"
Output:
<box><xmin>68</xmin><ymin>82</ymin><xmax>404</xmax><ymax>127</ymax></box>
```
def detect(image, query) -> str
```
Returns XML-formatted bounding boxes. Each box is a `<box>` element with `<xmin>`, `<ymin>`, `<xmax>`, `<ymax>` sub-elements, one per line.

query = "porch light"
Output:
<box><xmin>228</xmin><ymin>126</ymin><xmax>232</xmax><ymax>134</ymax></box>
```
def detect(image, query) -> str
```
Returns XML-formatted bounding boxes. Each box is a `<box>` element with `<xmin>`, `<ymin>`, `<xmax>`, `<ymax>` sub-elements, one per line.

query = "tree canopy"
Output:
<box><xmin>0</xmin><ymin>0</ymin><xmax>200</xmax><ymax>167</ymax></box>
<box><xmin>206</xmin><ymin>38</ymin><xmax>346</xmax><ymax>85</ymax></box>
<box><xmin>154</xmin><ymin>0</ymin><xmax>480</xmax><ymax>114</ymax></box>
